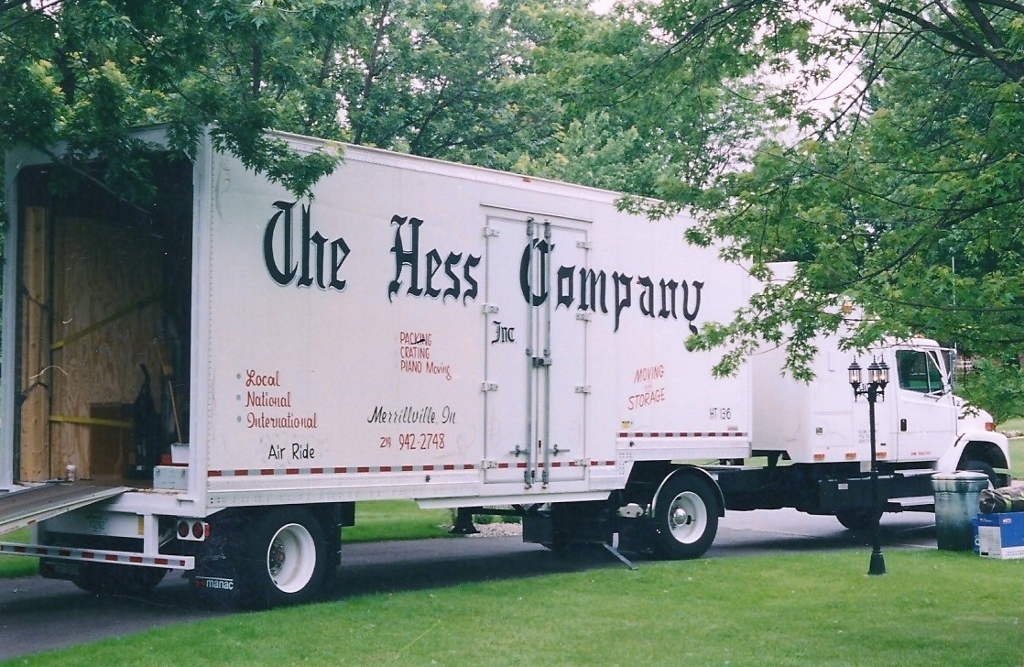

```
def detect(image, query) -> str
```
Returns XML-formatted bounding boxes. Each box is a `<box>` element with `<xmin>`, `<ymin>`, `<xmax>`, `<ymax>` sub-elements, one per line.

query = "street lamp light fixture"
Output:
<box><xmin>868</xmin><ymin>358</ymin><xmax>889</xmax><ymax>389</ymax></box>
<box><xmin>848</xmin><ymin>359</ymin><xmax>862</xmax><ymax>391</ymax></box>
<box><xmin>848</xmin><ymin>356</ymin><xmax>889</xmax><ymax>576</ymax></box>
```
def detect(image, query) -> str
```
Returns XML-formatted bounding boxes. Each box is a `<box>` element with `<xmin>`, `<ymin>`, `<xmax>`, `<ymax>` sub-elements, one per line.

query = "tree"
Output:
<box><xmin>0</xmin><ymin>0</ymin><xmax>353</xmax><ymax>201</ymax></box>
<box><xmin>332</xmin><ymin>0</ymin><xmax>574</xmax><ymax>165</ymax></box>
<box><xmin>958</xmin><ymin>356</ymin><xmax>1024</xmax><ymax>424</ymax></box>
<box><xmin>497</xmin><ymin>0</ymin><xmax>769</xmax><ymax>197</ymax></box>
<box><xmin>325</xmin><ymin>0</ymin><xmax>764</xmax><ymax>198</ymax></box>
<box><xmin>636</xmin><ymin>0</ymin><xmax>1024</xmax><ymax>386</ymax></box>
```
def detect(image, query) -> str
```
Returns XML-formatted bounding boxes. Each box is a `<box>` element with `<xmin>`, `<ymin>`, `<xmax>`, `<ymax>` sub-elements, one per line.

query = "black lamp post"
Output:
<box><xmin>848</xmin><ymin>357</ymin><xmax>890</xmax><ymax>576</ymax></box>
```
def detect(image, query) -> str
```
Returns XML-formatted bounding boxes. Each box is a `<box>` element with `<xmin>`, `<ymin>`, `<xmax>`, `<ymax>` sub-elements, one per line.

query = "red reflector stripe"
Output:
<box><xmin>207</xmin><ymin>462</ymin><xmax>482</xmax><ymax>477</ymax></box>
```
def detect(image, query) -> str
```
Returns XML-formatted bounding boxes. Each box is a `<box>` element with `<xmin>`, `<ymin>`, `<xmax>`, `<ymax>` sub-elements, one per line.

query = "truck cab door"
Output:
<box><xmin>482</xmin><ymin>213</ymin><xmax>588</xmax><ymax>487</ymax></box>
<box><xmin>892</xmin><ymin>348</ymin><xmax>956</xmax><ymax>462</ymax></box>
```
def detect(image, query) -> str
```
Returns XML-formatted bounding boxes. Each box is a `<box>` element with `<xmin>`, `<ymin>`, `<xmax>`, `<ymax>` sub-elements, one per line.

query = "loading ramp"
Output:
<box><xmin>0</xmin><ymin>483</ymin><xmax>127</xmax><ymax>537</ymax></box>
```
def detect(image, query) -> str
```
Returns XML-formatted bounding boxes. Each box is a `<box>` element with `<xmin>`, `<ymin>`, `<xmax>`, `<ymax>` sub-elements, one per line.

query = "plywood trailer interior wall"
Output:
<box><xmin>15</xmin><ymin>157</ymin><xmax>194</xmax><ymax>483</ymax></box>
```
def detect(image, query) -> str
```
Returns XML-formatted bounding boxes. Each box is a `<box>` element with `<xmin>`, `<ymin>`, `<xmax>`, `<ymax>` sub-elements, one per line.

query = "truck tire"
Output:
<box><xmin>835</xmin><ymin>508</ymin><xmax>881</xmax><ymax>532</ymax></box>
<box><xmin>960</xmin><ymin>460</ymin><xmax>998</xmax><ymax>488</ymax></box>
<box><xmin>239</xmin><ymin>507</ymin><xmax>328</xmax><ymax>609</ymax></box>
<box><xmin>652</xmin><ymin>473</ymin><xmax>720</xmax><ymax>559</ymax></box>
<box><xmin>72</xmin><ymin>562</ymin><xmax>167</xmax><ymax>596</ymax></box>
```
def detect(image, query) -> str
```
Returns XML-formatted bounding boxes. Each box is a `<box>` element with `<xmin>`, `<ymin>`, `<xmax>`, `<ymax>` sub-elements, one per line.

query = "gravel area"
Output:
<box><xmin>466</xmin><ymin>522</ymin><xmax>523</xmax><ymax>537</ymax></box>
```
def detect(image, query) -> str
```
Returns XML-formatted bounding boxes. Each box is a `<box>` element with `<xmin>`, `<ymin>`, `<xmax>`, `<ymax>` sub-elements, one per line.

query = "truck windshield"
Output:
<box><xmin>895</xmin><ymin>350</ymin><xmax>947</xmax><ymax>394</ymax></box>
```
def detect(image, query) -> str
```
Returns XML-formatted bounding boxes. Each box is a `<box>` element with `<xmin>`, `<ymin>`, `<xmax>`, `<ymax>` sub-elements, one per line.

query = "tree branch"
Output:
<box><xmin>873</xmin><ymin>0</ymin><xmax>1024</xmax><ymax>81</ymax></box>
<box><xmin>0</xmin><ymin>0</ymin><xmax>38</xmax><ymax>15</ymax></box>
<box><xmin>0</xmin><ymin>0</ymin><xmax>60</xmax><ymax>39</ymax></box>
<box><xmin>354</xmin><ymin>0</ymin><xmax>391</xmax><ymax>146</ymax></box>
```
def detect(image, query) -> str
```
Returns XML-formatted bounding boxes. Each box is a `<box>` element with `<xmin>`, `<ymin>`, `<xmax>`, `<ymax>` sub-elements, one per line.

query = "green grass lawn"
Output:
<box><xmin>0</xmin><ymin>527</ymin><xmax>40</xmax><ymax>578</ymax></box>
<box><xmin>1000</xmin><ymin>417</ymin><xmax>1024</xmax><ymax>432</ymax></box>
<box><xmin>1011</xmin><ymin>438</ymin><xmax>1024</xmax><ymax>481</ymax></box>
<box><xmin>3</xmin><ymin>549</ymin><xmax>1020</xmax><ymax>667</ymax></box>
<box><xmin>344</xmin><ymin>500</ymin><xmax>454</xmax><ymax>543</ymax></box>
<box><xmin>998</xmin><ymin>417</ymin><xmax>1024</xmax><ymax>481</ymax></box>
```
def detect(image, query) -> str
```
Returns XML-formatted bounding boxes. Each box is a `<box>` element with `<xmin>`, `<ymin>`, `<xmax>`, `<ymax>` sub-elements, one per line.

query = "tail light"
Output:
<box><xmin>176</xmin><ymin>520</ymin><xmax>210</xmax><ymax>541</ymax></box>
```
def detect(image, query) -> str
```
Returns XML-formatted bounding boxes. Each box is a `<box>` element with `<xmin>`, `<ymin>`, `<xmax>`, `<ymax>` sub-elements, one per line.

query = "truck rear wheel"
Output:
<box><xmin>652</xmin><ymin>473</ymin><xmax>720</xmax><ymax>559</ymax></box>
<box><xmin>239</xmin><ymin>507</ymin><xmax>328</xmax><ymax>608</ymax></box>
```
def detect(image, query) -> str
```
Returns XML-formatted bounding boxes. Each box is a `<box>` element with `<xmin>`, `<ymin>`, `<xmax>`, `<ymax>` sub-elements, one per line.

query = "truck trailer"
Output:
<box><xmin>0</xmin><ymin>128</ymin><xmax>1010</xmax><ymax>607</ymax></box>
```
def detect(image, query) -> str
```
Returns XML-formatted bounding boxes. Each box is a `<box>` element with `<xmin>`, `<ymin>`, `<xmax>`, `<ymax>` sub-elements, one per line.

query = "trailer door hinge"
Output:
<box><xmin>575</xmin><ymin>385</ymin><xmax>591</xmax><ymax>394</ymax></box>
<box><xmin>481</xmin><ymin>382</ymin><xmax>499</xmax><ymax>392</ymax></box>
<box><xmin>576</xmin><ymin>241</ymin><xmax>592</xmax><ymax>250</ymax></box>
<box><xmin>482</xmin><ymin>460</ymin><xmax>498</xmax><ymax>469</ymax></box>
<box><xmin>575</xmin><ymin>312</ymin><xmax>591</xmax><ymax>322</ymax></box>
<box><xmin>483</xmin><ymin>227</ymin><xmax>500</xmax><ymax>237</ymax></box>
<box><xmin>482</xmin><ymin>304</ymin><xmax>499</xmax><ymax>314</ymax></box>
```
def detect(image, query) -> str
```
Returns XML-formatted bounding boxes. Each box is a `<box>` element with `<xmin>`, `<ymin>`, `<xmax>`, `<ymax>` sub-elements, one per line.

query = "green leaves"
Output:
<box><xmin>958</xmin><ymin>357</ymin><xmax>1024</xmax><ymax>424</ymax></box>
<box><xmin>0</xmin><ymin>0</ymin><xmax>762</xmax><ymax>205</ymax></box>
<box><xmin>0</xmin><ymin>0</ymin><xmax>349</xmax><ymax>201</ymax></box>
<box><xmin>637</xmin><ymin>0</ymin><xmax>1024</xmax><ymax>393</ymax></box>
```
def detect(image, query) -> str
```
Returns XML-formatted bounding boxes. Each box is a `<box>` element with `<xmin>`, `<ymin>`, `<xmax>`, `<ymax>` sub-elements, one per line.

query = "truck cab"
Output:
<box><xmin>894</xmin><ymin>344</ymin><xmax>1008</xmax><ymax>484</ymax></box>
<box><xmin>739</xmin><ymin>332</ymin><xmax>1010</xmax><ymax>527</ymax></box>
<box><xmin>754</xmin><ymin>335</ymin><xmax>1007</xmax><ymax>476</ymax></box>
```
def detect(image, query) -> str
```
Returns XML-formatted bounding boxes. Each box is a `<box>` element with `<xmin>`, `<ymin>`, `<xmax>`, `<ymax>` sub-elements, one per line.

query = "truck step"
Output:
<box><xmin>886</xmin><ymin>495</ymin><xmax>935</xmax><ymax>513</ymax></box>
<box><xmin>896</xmin><ymin>469</ymin><xmax>943</xmax><ymax>479</ymax></box>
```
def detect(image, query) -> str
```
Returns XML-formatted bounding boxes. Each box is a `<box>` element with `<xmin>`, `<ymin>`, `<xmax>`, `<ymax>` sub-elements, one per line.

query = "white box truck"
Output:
<box><xmin>0</xmin><ymin>128</ymin><xmax>1010</xmax><ymax>607</ymax></box>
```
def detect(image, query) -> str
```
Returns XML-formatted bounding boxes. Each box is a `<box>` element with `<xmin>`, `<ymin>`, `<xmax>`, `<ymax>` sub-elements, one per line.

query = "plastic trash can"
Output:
<box><xmin>932</xmin><ymin>471</ymin><xmax>989</xmax><ymax>551</ymax></box>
